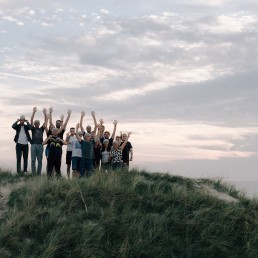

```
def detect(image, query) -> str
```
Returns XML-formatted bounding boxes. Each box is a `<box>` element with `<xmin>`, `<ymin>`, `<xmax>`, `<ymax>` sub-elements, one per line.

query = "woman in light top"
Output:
<box><xmin>101</xmin><ymin>139</ymin><xmax>111</xmax><ymax>172</ymax></box>
<box><xmin>110</xmin><ymin>132</ymin><xmax>131</xmax><ymax>170</ymax></box>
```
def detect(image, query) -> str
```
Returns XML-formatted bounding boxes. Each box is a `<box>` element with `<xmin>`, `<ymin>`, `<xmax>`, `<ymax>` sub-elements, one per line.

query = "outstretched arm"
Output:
<box><xmin>120</xmin><ymin>132</ymin><xmax>131</xmax><ymax>151</ymax></box>
<box><xmin>62</xmin><ymin>109</ymin><xmax>71</xmax><ymax>131</ymax></box>
<box><xmin>42</xmin><ymin>108</ymin><xmax>47</xmax><ymax>129</ymax></box>
<box><xmin>111</xmin><ymin>120</ymin><xmax>118</xmax><ymax>140</ymax></box>
<box><xmin>80</xmin><ymin>111</ymin><xmax>85</xmax><ymax>132</ymax></box>
<box><xmin>76</xmin><ymin>123</ymin><xmax>82</xmax><ymax>142</ymax></box>
<box><xmin>91</xmin><ymin>111</ymin><xmax>98</xmax><ymax>134</ymax></box>
<box><xmin>49</xmin><ymin>107</ymin><xmax>53</xmax><ymax>126</ymax></box>
<box><xmin>31</xmin><ymin>106</ymin><xmax>37</xmax><ymax>125</ymax></box>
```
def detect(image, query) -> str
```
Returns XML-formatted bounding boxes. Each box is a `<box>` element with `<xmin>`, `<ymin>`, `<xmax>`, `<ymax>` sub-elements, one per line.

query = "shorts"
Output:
<box><xmin>66</xmin><ymin>151</ymin><xmax>72</xmax><ymax>165</ymax></box>
<box><xmin>72</xmin><ymin>156</ymin><xmax>81</xmax><ymax>171</ymax></box>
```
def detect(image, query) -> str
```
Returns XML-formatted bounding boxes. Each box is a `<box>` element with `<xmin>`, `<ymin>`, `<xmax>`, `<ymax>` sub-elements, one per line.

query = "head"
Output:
<box><xmin>56</xmin><ymin>119</ymin><xmax>62</xmax><ymax>129</ymax></box>
<box><xmin>83</xmin><ymin>132</ymin><xmax>91</xmax><ymax>142</ymax></box>
<box><xmin>86</xmin><ymin>125</ymin><xmax>91</xmax><ymax>133</ymax></box>
<box><xmin>91</xmin><ymin>131</ymin><xmax>95</xmax><ymax>139</ymax></box>
<box><xmin>19</xmin><ymin>115</ymin><xmax>25</xmax><ymax>125</ymax></box>
<box><xmin>112</xmin><ymin>140</ymin><xmax>119</xmax><ymax>150</ymax></box>
<box><xmin>34</xmin><ymin>119</ymin><xmax>40</xmax><ymax>128</ymax></box>
<box><xmin>104</xmin><ymin>131</ymin><xmax>110</xmax><ymax>139</ymax></box>
<box><xmin>103</xmin><ymin>139</ymin><xmax>109</xmax><ymax>147</ymax></box>
<box><xmin>78</xmin><ymin>131</ymin><xmax>83</xmax><ymax>138</ymax></box>
<box><xmin>115</xmin><ymin>136</ymin><xmax>121</xmax><ymax>142</ymax></box>
<box><xmin>122</xmin><ymin>133</ymin><xmax>127</xmax><ymax>141</ymax></box>
<box><xmin>70</xmin><ymin>127</ymin><xmax>75</xmax><ymax>136</ymax></box>
<box><xmin>52</xmin><ymin>127</ymin><xmax>59</xmax><ymax>136</ymax></box>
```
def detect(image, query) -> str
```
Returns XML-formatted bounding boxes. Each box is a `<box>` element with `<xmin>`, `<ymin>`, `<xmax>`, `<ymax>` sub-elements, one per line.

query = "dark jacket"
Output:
<box><xmin>12</xmin><ymin>121</ymin><xmax>32</xmax><ymax>144</ymax></box>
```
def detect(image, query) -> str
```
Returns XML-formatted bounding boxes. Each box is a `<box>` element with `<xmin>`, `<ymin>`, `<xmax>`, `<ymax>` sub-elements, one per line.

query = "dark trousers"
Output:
<box><xmin>16</xmin><ymin>143</ymin><xmax>29</xmax><ymax>173</ymax></box>
<box><xmin>47</xmin><ymin>156</ymin><xmax>61</xmax><ymax>177</ymax></box>
<box><xmin>80</xmin><ymin>158</ymin><xmax>93</xmax><ymax>177</ymax></box>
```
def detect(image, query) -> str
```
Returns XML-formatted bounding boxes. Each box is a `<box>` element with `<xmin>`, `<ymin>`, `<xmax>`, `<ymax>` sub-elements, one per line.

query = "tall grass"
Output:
<box><xmin>0</xmin><ymin>169</ymin><xmax>258</xmax><ymax>257</ymax></box>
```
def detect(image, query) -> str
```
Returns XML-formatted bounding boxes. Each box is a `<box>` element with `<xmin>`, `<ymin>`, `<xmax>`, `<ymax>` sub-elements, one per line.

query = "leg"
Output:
<box><xmin>31</xmin><ymin>144</ymin><xmax>36</xmax><ymax>174</ymax></box>
<box><xmin>54</xmin><ymin>157</ymin><xmax>62</xmax><ymax>178</ymax></box>
<box><xmin>80</xmin><ymin>158</ymin><xmax>86</xmax><ymax>177</ymax></box>
<box><xmin>47</xmin><ymin>157</ymin><xmax>54</xmax><ymax>178</ymax></box>
<box><xmin>22</xmin><ymin>144</ymin><xmax>29</xmax><ymax>172</ymax></box>
<box><xmin>37</xmin><ymin>144</ymin><xmax>44</xmax><ymax>175</ymax></box>
<box><xmin>16</xmin><ymin>143</ymin><xmax>22</xmax><ymax>173</ymax></box>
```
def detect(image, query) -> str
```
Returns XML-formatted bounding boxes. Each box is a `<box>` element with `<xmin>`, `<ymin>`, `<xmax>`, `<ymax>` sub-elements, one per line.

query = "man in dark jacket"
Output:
<box><xmin>12</xmin><ymin>115</ymin><xmax>32</xmax><ymax>174</ymax></box>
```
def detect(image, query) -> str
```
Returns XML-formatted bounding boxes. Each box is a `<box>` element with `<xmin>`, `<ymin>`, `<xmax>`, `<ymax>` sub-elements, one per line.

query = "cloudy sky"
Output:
<box><xmin>1</xmin><ymin>0</ymin><xmax>258</xmax><ymax>194</ymax></box>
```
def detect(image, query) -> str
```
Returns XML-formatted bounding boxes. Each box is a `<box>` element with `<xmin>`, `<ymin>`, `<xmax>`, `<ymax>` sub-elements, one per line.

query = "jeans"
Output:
<box><xmin>80</xmin><ymin>158</ymin><xmax>93</xmax><ymax>177</ymax></box>
<box><xmin>31</xmin><ymin>144</ymin><xmax>44</xmax><ymax>175</ymax></box>
<box><xmin>16</xmin><ymin>143</ymin><xmax>29</xmax><ymax>173</ymax></box>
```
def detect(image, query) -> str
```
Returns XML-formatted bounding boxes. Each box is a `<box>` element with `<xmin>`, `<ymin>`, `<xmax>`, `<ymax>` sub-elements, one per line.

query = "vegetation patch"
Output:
<box><xmin>0</xmin><ymin>169</ymin><xmax>258</xmax><ymax>257</ymax></box>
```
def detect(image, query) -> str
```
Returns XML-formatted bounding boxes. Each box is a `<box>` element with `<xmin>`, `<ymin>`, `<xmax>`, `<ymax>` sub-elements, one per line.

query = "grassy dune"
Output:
<box><xmin>0</xmin><ymin>169</ymin><xmax>258</xmax><ymax>257</ymax></box>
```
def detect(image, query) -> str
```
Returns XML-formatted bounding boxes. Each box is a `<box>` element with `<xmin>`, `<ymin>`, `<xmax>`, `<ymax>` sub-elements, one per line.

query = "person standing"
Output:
<box><xmin>121</xmin><ymin>132</ymin><xmax>133</xmax><ymax>171</ymax></box>
<box><xmin>76</xmin><ymin>123</ymin><xmax>95</xmax><ymax>177</ymax></box>
<box><xmin>43</xmin><ymin>128</ymin><xmax>67</xmax><ymax>178</ymax></box>
<box><xmin>65</xmin><ymin>127</ymin><xmax>76</xmax><ymax>178</ymax></box>
<box><xmin>30</xmin><ymin>107</ymin><xmax>47</xmax><ymax>175</ymax></box>
<box><xmin>110</xmin><ymin>132</ymin><xmax>131</xmax><ymax>171</ymax></box>
<box><xmin>12</xmin><ymin>115</ymin><xmax>32</xmax><ymax>174</ymax></box>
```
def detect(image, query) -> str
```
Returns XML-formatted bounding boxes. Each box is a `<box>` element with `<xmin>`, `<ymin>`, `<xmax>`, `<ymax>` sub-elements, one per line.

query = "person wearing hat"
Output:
<box><xmin>30</xmin><ymin>106</ymin><xmax>47</xmax><ymax>175</ymax></box>
<box><xmin>12</xmin><ymin>114</ymin><xmax>33</xmax><ymax>174</ymax></box>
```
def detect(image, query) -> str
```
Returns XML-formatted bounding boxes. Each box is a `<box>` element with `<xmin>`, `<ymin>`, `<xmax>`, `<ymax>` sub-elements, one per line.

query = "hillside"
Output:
<box><xmin>0</xmin><ymin>169</ymin><xmax>258</xmax><ymax>258</ymax></box>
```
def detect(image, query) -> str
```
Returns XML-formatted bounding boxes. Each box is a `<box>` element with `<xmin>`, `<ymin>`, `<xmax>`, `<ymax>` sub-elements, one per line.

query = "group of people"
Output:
<box><xmin>12</xmin><ymin>107</ymin><xmax>133</xmax><ymax>178</ymax></box>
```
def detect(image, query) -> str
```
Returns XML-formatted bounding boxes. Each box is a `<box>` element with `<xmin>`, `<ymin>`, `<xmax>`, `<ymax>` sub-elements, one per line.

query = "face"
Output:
<box><xmin>70</xmin><ymin>129</ymin><xmax>75</xmax><ymax>135</ymax></box>
<box><xmin>104</xmin><ymin>132</ymin><xmax>110</xmax><ymax>139</ymax></box>
<box><xmin>84</xmin><ymin>135</ymin><xmax>91</xmax><ymax>142</ymax></box>
<box><xmin>50</xmin><ymin>124</ymin><xmax>55</xmax><ymax>130</ymax></box>
<box><xmin>115</xmin><ymin>137</ymin><xmax>120</xmax><ymax>141</ymax></box>
<box><xmin>34</xmin><ymin>121</ymin><xmax>40</xmax><ymax>128</ymax></box>
<box><xmin>113</xmin><ymin>142</ymin><xmax>118</xmax><ymax>149</ymax></box>
<box><xmin>52</xmin><ymin>129</ymin><xmax>58</xmax><ymax>136</ymax></box>
<box><xmin>86</xmin><ymin>126</ymin><xmax>91</xmax><ymax>133</ymax></box>
<box><xmin>20</xmin><ymin>119</ymin><xmax>25</xmax><ymax>125</ymax></box>
<box><xmin>56</xmin><ymin>121</ymin><xmax>61</xmax><ymax>128</ymax></box>
<box><xmin>122</xmin><ymin>134</ymin><xmax>127</xmax><ymax>140</ymax></box>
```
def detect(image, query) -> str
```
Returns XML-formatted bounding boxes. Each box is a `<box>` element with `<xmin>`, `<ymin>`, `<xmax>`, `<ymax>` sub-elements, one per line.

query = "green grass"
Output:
<box><xmin>0</xmin><ymin>169</ymin><xmax>258</xmax><ymax>257</ymax></box>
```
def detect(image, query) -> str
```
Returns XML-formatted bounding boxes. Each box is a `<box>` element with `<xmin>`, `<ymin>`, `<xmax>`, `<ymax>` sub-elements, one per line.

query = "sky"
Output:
<box><xmin>1</xmin><ymin>1</ymin><xmax>258</xmax><ymax>196</ymax></box>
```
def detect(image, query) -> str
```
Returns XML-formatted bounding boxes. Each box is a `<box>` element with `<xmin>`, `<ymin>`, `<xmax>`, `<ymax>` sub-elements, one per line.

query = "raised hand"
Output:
<box><xmin>43</xmin><ymin>108</ymin><xmax>47</xmax><ymax>114</ymax></box>
<box><xmin>67</xmin><ymin>109</ymin><xmax>72</xmax><ymax>115</ymax></box>
<box><xmin>113</xmin><ymin>120</ymin><xmax>118</xmax><ymax>126</ymax></box>
<box><xmin>81</xmin><ymin>111</ymin><xmax>85</xmax><ymax>118</ymax></box>
<box><xmin>76</xmin><ymin>123</ymin><xmax>80</xmax><ymax>129</ymax></box>
<box><xmin>33</xmin><ymin>107</ymin><xmax>37</xmax><ymax>113</ymax></box>
<box><xmin>49</xmin><ymin>107</ymin><xmax>53</xmax><ymax>113</ymax></box>
<box><xmin>60</xmin><ymin>114</ymin><xmax>64</xmax><ymax>121</ymax></box>
<box><xmin>91</xmin><ymin>111</ymin><xmax>95</xmax><ymax>117</ymax></box>
<box><xmin>99</xmin><ymin>118</ymin><xmax>104</xmax><ymax>125</ymax></box>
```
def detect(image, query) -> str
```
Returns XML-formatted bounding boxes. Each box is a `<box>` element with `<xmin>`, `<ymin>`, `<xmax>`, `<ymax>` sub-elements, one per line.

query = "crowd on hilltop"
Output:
<box><xmin>12</xmin><ymin>107</ymin><xmax>133</xmax><ymax>178</ymax></box>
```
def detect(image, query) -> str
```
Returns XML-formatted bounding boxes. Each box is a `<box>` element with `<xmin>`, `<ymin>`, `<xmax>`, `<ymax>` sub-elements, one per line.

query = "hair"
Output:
<box><xmin>70</xmin><ymin>127</ymin><xmax>75</xmax><ymax>130</ymax></box>
<box><xmin>52</xmin><ymin>127</ymin><xmax>59</xmax><ymax>133</ymax></box>
<box><xmin>113</xmin><ymin>140</ymin><xmax>118</xmax><ymax>145</ymax></box>
<box><xmin>103</xmin><ymin>139</ymin><xmax>109</xmax><ymax>144</ymax></box>
<box><xmin>104</xmin><ymin>131</ymin><xmax>110</xmax><ymax>135</ymax></box>
<box><xmin>56</xmin><ymin>120</ymin><xmax>62</xmax><ymax>123</ymax></box>
<box><xmin>84</xmin><ymin>133</ymin><xmax>91</xmax><ymax>137</ymax></box>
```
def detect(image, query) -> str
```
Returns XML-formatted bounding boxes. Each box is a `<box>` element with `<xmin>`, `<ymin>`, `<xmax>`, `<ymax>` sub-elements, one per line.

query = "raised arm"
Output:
<box><xmin>120</xmin><ymin>132</ymin><xmax>131</xmax><ymax>151</ymax></box>
<box><xmin>42</xmin><ymin>108</ymin><xmax>47</xmax><ymax>129</ymax></box>
<box><xmin>62</xmin><ymin>109</ymin><xmax>71</xmax><ymax>131</ymax></box>
<box><xmin>42</xmin><ymin>135</ymin><xmax>51</xmax><ymax>145</ymax></box>
<box><xmin>49</xmin><ymin>107</ymin><xmax>53</xmax><ymax>126</ymax></box>
<box><xmin>80</xmin><ymin>111</ymin><xmax>85</xmax><ymax>132</ymax></box>
<box><xmin>76</xmin><ymin>123</ymin><xmax>82</xmax><ymax>142</ymax></box>
<box><xmin>111</xmin><ymin>120</ymin><xmax>118</xmax><ymax>140</ymax></box>
<box><xmin>30</xmin><ymin>106</ymin><xmax>37</xmax><ymax>125</ymax></box>
<box><xmin>91</xmin><ymin>111</ymin><xmax>98</xmax><ymax>134</ymax></box>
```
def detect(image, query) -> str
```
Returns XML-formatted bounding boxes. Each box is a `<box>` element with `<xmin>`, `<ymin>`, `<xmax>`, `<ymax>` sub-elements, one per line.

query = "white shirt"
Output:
<box><xmin>17</xmin><ymin>126</ymin><xmax>29</xmax><ymax>145</ymax></box>
<box><xmin>71</xmin><ymin>138</ymin><xmax>82</xmax><ymax>157</ymax></box>
<box><xmin>67</xmin><ymin>135</ymin><xmax>76</xmax><ymax>152</ymax></box>
<box><xmin>101</xmin><ymin>150</ymin><xmax>110</xmax><ymax>163</ymax></box>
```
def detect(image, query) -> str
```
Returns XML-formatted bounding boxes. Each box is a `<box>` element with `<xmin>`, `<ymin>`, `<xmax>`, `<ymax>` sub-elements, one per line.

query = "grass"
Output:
<box><xmin>0</xmin><ymin>169</ymin><xmax>258</xmax><ymax>257</ymax></box>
